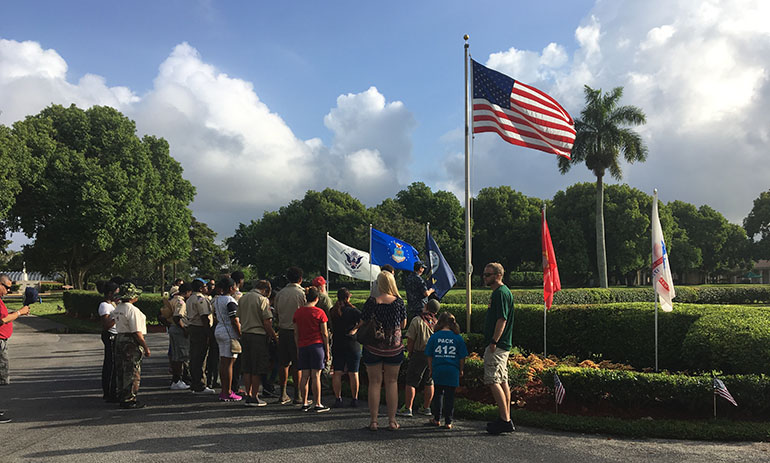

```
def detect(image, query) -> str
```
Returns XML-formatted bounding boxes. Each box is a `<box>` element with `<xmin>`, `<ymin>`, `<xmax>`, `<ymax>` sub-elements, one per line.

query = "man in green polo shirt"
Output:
<box><xmin>482</xmin><ymin>262</ymin><xmax>515</xmax><ymax>434</ymax></box>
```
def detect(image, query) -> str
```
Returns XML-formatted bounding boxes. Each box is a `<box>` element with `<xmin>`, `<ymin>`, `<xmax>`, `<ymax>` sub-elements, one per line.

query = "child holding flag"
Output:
<box><xmin>424</xmin><ymin>312</ymin><xmax>468</xmax><ymax>429</ymax></box>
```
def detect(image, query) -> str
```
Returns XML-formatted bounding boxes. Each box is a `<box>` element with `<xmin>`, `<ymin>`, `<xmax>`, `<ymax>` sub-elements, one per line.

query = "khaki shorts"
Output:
<box><xmin>483</xmin><ymin>346</ymin><xmax>510</xmax><ymax>385</ymax></box>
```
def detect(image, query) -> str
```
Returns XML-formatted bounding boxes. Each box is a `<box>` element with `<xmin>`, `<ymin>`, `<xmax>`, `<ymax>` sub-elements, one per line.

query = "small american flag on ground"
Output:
<box><xmin>471</xmin><ymin>59</ymin><xmax>575</xmax><ymax>159</ymax></box>
<box><xmin>554</xmin><ymin>373</ymin><xmax>566</xmax><ymax>405</ymax></box>
<box><xmin>713</xmin><ymin>378</ymin><xmax>738</xmax><ymax>406</ymax></box>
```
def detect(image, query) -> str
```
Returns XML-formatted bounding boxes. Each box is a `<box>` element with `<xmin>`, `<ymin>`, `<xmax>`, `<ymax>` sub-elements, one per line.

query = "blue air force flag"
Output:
<box><xmin>425</xmin><ymin>228</ymin><xmax>456</xmax><ymax>300</ymax></box>
<box><xmin>370</xmin><ymin>227</ymin><xmax>420</xmax><ymax>272</ymax></box>
<box><xmin>327</xmin><ymin>235</ymin><xmax>380</xmax><ymax>281</ymax></box>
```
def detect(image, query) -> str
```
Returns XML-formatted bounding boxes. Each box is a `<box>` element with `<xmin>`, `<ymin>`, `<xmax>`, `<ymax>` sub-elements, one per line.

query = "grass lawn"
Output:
<box><xmin>26</xmin><ymin>294</ymin><xmax>101</xmax><ymax>333</ymax></box>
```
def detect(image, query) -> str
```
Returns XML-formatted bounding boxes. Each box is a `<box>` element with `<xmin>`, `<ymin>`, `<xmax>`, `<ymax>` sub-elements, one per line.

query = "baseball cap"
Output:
<box><xmin>312</xmin><ymin>276</ymin><xmax>326</xmax><ymax>287</ymax></box>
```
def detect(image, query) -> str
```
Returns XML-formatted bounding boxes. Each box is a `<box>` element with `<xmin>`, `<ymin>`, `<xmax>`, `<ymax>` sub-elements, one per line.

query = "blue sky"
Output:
<box><xmin>1</xmin><ymin>0</ymin><xmax>768</xmax><ymax>243</ymax></box>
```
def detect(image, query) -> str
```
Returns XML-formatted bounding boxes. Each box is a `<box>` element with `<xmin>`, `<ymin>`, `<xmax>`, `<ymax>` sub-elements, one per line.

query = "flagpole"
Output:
<box><xmin>369</xmin><ymin>224</ymin><xmax>373</xmax><ymax>289</ymax></box>
<box><xmin>426</xmin><ymin>221</ymin><xmax>431</xmax><ymax>274</ymax></box>
<box><xmin>326</xmin><ymin>231</ymin><xmax>330</xmax><ymax>294</ymax></box>
<box><xmin>543</xmin><ymin>202</ymin><xmax>548</xmax><ymax>357</ymax></box>
<box><xmin>653</xmin><ymin>189</ymin><xmax>659</xmax><ymax>372</ymax></box>
<box><xmin>464</xmin><ymin>34</ymin><xmax>472</xmax><ymax>333</ymax></box>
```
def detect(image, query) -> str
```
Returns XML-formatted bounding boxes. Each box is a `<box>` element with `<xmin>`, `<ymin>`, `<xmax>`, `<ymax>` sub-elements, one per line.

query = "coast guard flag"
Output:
<box><xmin>370</xmin><ymin>227</ymin><xmax>420</xmax><ymax>272</ymax></box>
<box><xmin>425</xmin><ymin>228</ymin><xmax>457</xmax><ymax>300</ymax></box>
<box><xmin>327</xmin><ymin>235</ymin><xmax>380</xmax><ymax>281</ymax></box>
<box><xmin>542</xmin><ymin>209</ymin><xmax>561</xmax><ymax>309</ymax></box>
<box><xmin>651</xmin><ymin>192</ymin><xmax>675</xmax><ymax>312</ymax></box>
<box><xmin>472</xmin><ymin>59</ymin><xmax>575</xmax><ymax>159</ymax></box>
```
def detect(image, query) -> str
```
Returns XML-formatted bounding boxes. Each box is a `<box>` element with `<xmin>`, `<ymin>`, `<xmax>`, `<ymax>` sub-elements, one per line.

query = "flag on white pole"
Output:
<box><xmin>651</xmin><ymin>190</ymin><xmax>675</xmax><ymax>312</ymax></box>
<box><xmin>327</xmin><ymin>235</ymin><xmax>380</xmax><ymax>281</ymax></box>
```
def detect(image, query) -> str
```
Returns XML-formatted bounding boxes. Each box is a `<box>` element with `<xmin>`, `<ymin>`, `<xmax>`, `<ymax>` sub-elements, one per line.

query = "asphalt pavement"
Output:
<box><xmin>1</xmin><ymin>315</ymin><xmax>769</xmax><ymax>462</ymax></box>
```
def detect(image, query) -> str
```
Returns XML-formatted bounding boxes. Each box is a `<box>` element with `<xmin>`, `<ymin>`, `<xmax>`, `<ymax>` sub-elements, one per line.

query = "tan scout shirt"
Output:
<box><xmin>237</xmin><ymin>289</ymin><xmax>272</xmax><ymax>335</ymax></box>
<box><xmin>406</xmin><ymin>316</ymin><xmax>433</xmax><ymax>352</ymax></box>
<box><xmin>186</xmin><ymin>292</ymin><xmax>212</xmax><ymax>327</ymax></box>
<box><xmin>171</xmin><ymin>295</ymin><xmax>187</xmax><ymax>325</ymax></box>
<box><xmin>274</xmin><ymin>283</ymin><xmax>306</xmax><ymax>330</ymax></box>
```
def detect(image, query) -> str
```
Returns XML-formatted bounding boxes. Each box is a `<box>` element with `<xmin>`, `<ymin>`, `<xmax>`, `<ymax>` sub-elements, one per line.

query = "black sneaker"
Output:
<box><xmin>314</xmin><ymin>404</ymin><xmax>331</xmax><ymax>413</ymax></box>
<box><xmin>487</xmin><ymin>419</ymin><xmax>514</xmax><ymax>435</ymax></box>
<box><xmin>349</xmin><ymin>398</ymin><xmax>359</xmax><ymax>408</ymax></box>
<box><xmin>301</xmin><ymin>404</ymin><xmax>312</xmax><ymax>412</ymax></box>
<box><xmin>120</xmin><ymin>401</ymin><xmax>146</xmax><ymax>410</ymax></box>
<box><xmin>332</xmin><ymin>398</ymin><xmax>344</xmax><ymax>408</ymax></box>
<box><xmin>0</xmin><ymin>412</ymin><xmax>11</xmax><ymax>424</ymax></box>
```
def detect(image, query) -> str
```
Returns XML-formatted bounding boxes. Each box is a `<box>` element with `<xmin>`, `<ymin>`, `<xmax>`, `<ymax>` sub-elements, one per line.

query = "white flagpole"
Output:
<box><xmin>464</xmin><ymin>34</ymin><xmax>472</xmax><ymax>333</ymax></box>
<box><xmin>543</xmin><ymin>202</ymin><xmax>547</xmax><ymax>357</ymax></box>
<box><xmin>653</xmin><ymin>189</ymin><xmax>659</xmax><ymax>372</ymax></box>
<box><xmin>326</xmin><ymin>232</ymin><xmax>330</xmax><ymax>294</ymax></box>
<box><xmin>369</xmin><ymin>224</ymin><xmax>373</xmax><ymax>289</ymax></box>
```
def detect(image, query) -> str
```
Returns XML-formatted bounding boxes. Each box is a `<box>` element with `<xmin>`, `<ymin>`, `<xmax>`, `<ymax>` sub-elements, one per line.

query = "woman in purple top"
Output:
<box><xmin>359</xmin><ymin>271</ymin><xmax>407</xmax><ymax>431</ymax></box>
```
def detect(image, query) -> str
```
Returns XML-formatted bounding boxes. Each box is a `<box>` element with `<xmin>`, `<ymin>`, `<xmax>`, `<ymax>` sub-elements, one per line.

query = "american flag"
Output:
<box><xmin>553</xmin><ymin>373</ymin><xmax>566</xmax><ymax>405</ymax></box>
<box><xmin>471</xmin><ymin>59</ymin><xmax>575</xmax><ymax>159</ymax></box>
<box><xmin>713</xmin><ymin>378</ymin><xmax>738</xmax><ymax>407</ymax></box>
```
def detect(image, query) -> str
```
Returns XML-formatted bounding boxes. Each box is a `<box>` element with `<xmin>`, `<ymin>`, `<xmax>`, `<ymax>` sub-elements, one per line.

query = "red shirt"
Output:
<box><xmin>293</xmin><ymin>305</ymin><xmax>328</xmax><ymax>348</ymax></box>
<box><xmin>0</xmin><ymin>299</ymin><xmax>11</xmax><ymax>340</ymax></box>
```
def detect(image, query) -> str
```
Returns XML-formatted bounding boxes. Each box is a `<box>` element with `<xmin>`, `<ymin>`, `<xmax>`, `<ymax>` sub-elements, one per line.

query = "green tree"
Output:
<box><xmin>744</xmin><ymin>191</ymin><xmax>770</xmax><ymax>261</ymax></box>
<box><xmin>188</xmin><ymin>217</ymin><xmax>229</xmax><ymax>277</ymax></box>
<box><xmin>669</xmin><ymin>201</ymin><xmax>731</xmax><ymax>280</ymax></box>
<box><xmin>471</xmin><ymin>186</ymin><xmax>542</xmax><ymax>280</ymax></box>
<box><xmin>558</xmin><ymin>86</ymin><xmax>648</xmax><ymax>288</ymax></box>
<box><xmin>227</xmin><ymin>189</ymin><xmax>370</xmax><ymax>278</ymax></box>
<box><xmin>9</xmin><ymin>104</ymin><xmax>194</xmax><ymax>288</ymax></box>
<box><xmin>393</xmin><ymin>182</ymin><xmax>464</xmax><ymax>269</ymax></box>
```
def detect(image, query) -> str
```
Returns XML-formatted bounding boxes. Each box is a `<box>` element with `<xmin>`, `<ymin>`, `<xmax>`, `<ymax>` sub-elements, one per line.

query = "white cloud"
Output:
<box><xmin>0</xmin><ymin>40</ymin><xmax>416</xmax><ymax>237</ymax></box>
<box><xmin>486</xmin><ymin>42</ymin><xmax>569</xmax><ymax>85</ymax></box>
<box><xmin>455</xmin><ymin>0</ymin><xmax>770</xmax><ymax>224</ymax></box>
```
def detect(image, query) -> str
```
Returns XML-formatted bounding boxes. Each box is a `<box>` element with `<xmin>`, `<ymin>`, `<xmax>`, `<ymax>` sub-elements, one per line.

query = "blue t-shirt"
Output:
<box><xmin>424</xmin><ymin>330</ymin><xmax>468</xmax><ymax>387</ymax></box>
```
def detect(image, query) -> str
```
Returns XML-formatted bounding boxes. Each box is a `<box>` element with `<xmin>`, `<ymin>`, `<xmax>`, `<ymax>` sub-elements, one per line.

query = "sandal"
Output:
<box><xmin>368</xmin><ymin>422</ymin><xmax>378</xmax><ymax>432</ymax></box>
<box><xmin>429</xmin><ymin>418</ymin><xmax>441</xmax><ymax>427</ymax></box>
<box><xmin>388</xmin><ymin>421</ymin><xmax>400</xmax><ymax>431</ymax></box>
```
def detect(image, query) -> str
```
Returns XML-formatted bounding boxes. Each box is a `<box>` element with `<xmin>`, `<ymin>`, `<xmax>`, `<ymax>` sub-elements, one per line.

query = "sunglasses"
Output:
<box><xmin>1</xmin><ymin>282</ymin><xmax>11</xmax><ymax>290</ymax></box>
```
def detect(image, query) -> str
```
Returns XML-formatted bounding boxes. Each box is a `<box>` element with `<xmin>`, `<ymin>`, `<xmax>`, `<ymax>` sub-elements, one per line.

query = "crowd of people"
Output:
<box><xmin>39</xmin><ymin>260</ymin><xmax>515</xmax><ymax>434</ymax></box>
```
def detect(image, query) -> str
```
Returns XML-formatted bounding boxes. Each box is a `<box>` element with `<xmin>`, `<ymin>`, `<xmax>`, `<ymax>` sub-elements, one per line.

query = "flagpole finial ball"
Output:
<box><xmin>464</xmin><ymin>34</ymin><xmax>469</xmax><ymax>41</ymax></box>
<box><xmin>654</xmin><ymin>188</ymin><xmax>658</xmax><ymax>194</ymax></box>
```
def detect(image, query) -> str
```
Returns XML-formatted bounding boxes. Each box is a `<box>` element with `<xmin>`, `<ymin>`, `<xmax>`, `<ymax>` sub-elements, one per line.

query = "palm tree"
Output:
<box><xmin>559</xmin><ymin>85</ymin><xmax>647</xmax><ymax>288</ymax></box>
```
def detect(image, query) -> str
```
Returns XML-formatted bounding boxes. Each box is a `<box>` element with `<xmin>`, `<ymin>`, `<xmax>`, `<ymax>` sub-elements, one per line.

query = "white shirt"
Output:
<box><xmin>113</xmin><ymin>302</ymin><xmax>147</xmax><ymax>335</ymax></box>
<box><xmin>98</xmin><ymin>301</ymin><xmax>117</xmax><ymax>335</ymax></box>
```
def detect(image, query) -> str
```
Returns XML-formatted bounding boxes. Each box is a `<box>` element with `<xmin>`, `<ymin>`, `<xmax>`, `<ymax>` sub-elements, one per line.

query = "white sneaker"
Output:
<box><xmin>192</xmin><ymin>386</ymin><xmax>216</xmax><ymax>394</ymax></box>
<box><xmin>170</xmin><ymin>380</ymin><xmax>190</xmax><ymax>390</ymax></box>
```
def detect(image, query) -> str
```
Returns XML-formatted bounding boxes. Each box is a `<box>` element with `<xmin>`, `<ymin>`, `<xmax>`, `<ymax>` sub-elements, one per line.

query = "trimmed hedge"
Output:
<box><xmin>441</xmin><ymin>302</ymin><xmax>770</xmax><ymax>373</ymax></box>
<box><xmin>63</xmin><ymin>290</ymin><xmax>165</xmax><ymax>324</ymax></box>
<box><xmin>440</xmin><ymin>285</ymin><xmax>770</xmax><ymax>306</ymax></box>
<box><xmin>540</xmin><ymin>367</ymin><xmax>770</xmax><ymax>420</ymax></box>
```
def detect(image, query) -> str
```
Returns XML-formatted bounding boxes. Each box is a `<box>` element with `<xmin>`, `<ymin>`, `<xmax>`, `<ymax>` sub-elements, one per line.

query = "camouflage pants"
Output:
<box><xmin>0</xmin><ymin>338</ymin><xmax>8</xmax><ymax>385</ymax></box>
<box><xmin>115</xmin><ymin>334</ymin><xmax>144</xmax><ymax>403</ymax></box>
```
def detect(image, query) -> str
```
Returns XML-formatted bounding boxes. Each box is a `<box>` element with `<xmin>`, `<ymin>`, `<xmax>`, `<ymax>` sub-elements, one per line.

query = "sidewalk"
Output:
<box><xmin>1</xmin><ymin>318</ymin><xmax>768</xmax><ymax>462</ymax></box>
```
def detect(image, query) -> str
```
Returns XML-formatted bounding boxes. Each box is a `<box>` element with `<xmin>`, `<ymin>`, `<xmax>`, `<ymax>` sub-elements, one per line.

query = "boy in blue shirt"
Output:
<box><xmin>424</xmin><ymin>312</ymin><xmax>468</xmax><ymax>429</ymax></box>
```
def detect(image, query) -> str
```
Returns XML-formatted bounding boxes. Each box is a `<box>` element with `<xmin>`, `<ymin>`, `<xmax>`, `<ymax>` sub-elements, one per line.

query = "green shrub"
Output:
<box><xmin>443</xmin><ymin>301</ymin><xmax>770</xmax><ymax>373</ymax></box>
<box><xmin>40</xmin><ymin>283</ymin><xmax>63</xmax><ymax>292</ymax></box>
<box><xmin>63</xmin><ymin>290</ymin><xmax>165</xmax><ymax>324</ymax></box>
<box><xmin>682</xmin><ymin>309</ymin><xmax>770</xmax><ymax>374</ymax></box>
<box><xmin>461</xmin><ymin>333</ymin><xmax>486</xmax><ymax>354</ymax></box>
<box><xmin>540</xmin><ymin>367</ymin><xmax>770</xmax><ymax>420</ymax></box>
<box><xmin>440</xmin><ymin>286</ymin><xmax>770</xmax><ymax>306</ymax></box>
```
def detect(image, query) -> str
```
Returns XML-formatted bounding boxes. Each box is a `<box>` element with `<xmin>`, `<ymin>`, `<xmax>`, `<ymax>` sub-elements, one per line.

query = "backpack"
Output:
<box><xmin>159</xmin><ymin>297</ymin><xmax>174</xmax><ymax>326</ymax></box>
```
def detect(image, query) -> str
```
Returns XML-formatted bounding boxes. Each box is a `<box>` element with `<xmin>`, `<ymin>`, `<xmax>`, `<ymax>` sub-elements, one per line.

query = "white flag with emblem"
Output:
<box><xmin>651</xmin><ymin>191</ymin><xmax>675</xmax><ymax>312</ymax></box>
<box><xmin>327</xmin><ymin>235</ymin><xmax>380</xmax><ymax>281</ymax></box>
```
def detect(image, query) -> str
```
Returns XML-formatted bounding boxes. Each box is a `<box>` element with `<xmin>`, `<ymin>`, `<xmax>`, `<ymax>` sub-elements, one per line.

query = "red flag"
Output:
<box><xmin>542</xmin><ymin>210</ymin><xmax>561</xmax><ymax>309</ymax></box>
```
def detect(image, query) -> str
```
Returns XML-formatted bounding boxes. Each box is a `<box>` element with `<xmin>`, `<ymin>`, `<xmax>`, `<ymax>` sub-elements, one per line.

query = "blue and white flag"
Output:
<box><xmin>370</xmin><ymin>227</ymin><xmax>420</xmax><ymax>272</ymax></box>
<box><xmin>425</xmin><ymin>227</ymin><xmax>456</xmax><ymax>300</ymax></box>
<box><xmin>327</xmin><ymin>235</ymin><xmax>380</xmax><ymax>281</ymax></box>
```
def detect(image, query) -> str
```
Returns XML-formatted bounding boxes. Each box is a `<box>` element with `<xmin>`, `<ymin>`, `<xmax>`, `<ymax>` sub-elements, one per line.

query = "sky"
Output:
<box><xmin>1</xmin><ymin>0</ymin><xmax>768</xmax><ymax>245</ymax></box>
